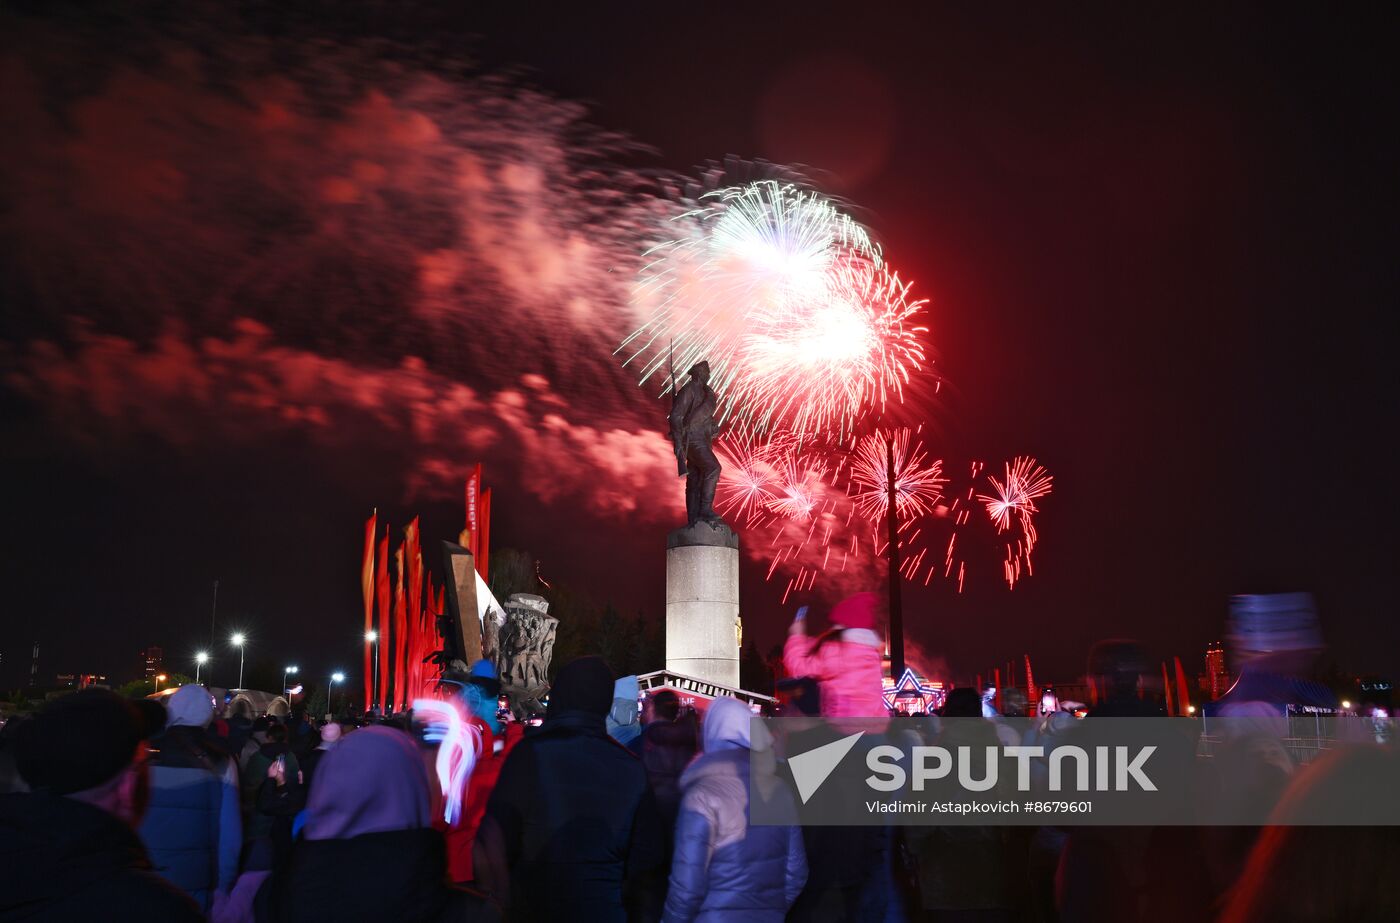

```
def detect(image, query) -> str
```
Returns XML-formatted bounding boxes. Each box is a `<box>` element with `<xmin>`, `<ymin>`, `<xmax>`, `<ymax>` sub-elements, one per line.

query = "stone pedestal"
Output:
<box><xmin>666</xmin><ymin>522</ymin><xmax>740</xmax><ymax>688</ymax></box>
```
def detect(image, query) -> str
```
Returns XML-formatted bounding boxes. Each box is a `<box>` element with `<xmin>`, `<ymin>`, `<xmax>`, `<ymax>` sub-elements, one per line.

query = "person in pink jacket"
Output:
<box><xmin>782</xmin><ymin>592</ymin><xmax>888</xmax><ymax>723</ymax></box>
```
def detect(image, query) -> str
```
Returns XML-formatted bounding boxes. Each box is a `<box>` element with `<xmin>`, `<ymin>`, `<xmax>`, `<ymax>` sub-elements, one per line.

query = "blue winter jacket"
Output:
<box><xmin>663</xmin><ymin>748</ymin><xmax>807</xmax><ymax>922</ymax></box>
<box><xmin>138</xmin><ymin>726</ymin><xmax>242</xmax><ymax>911</ymax></box>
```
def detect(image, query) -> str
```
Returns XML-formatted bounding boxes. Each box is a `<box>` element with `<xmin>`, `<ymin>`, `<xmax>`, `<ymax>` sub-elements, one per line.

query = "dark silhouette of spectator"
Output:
<box><xmin>298</xmin><ymin>719</ymin><xmax>343</xmax><ymax>791</ymax></box>
<box><xmin>783</xmin><ymin>679</ymin><xmax>889</xmax><ymax>923</ymax></box>
<box><xmin>0</xmin><ymin>716</ymin><xmax>27</xmax><ymax>795</ymax></box>
<box><xmin>134</xmin><ymin>697</ymin><xmax>170</xmax><ymax>740</ymax></box>
<box><xmin>0</xmin><ymin>689</ymin><xmax>201</xmax><ymax>921</ymax></box>
<box><xmin>476</xmin><ymin>656</ymin><xmax>665</xmax><ymax>922</ymax></box>
<box><xmin>903</xmin><ymin>687</ymin><xmax>1022</xmax><ymax>922</ymax></box>
<box><xmin>1219</xmin><ymin>746</ymin><xmax>1400</xmax><ymax>923</ymax></box>
<box><xmin>1057</xmin><ymin>640</ymin><xmax>1202</xmax><ymax>923</ymax></box>
<box><xmin>634</xmin><ymin>690</ymin><xmax>698</xmax><ymax>849</ymax></box>
<box><xmin>242</xmin><ymin>722</ymin><xmax>302</xmax><ymax>861</ymax></box>
<box><xmin>258</xmin><ymin>725</ymin><xmax>497</xmax><ymax>922</ymax></box>
<box><xmin>139</xmin><ymin>683</ymin><xmax>242</xmax><ymax>911</ymax></box>
<box><xmin>663</xmin><ymin>696</ymin><xmax>806</xmax><ymax>922</ymax></box>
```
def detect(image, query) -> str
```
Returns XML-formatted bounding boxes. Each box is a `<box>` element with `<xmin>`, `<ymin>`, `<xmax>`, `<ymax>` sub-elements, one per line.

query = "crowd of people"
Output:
<box><xmin>1</xmin><ymin>591</ymin><xmax>1397</xmax><ymax>922</ymax></box>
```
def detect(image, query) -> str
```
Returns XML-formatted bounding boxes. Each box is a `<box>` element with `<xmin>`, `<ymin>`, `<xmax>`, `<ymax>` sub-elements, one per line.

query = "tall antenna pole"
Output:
<box><xmin>886</xmin><ymin>435</ymin><xmax>905</xmax><ymax>680</ymax></box>
<box><xmin>209</xmin><ymin>580</ymin><xmax>219</xmax><ymax>647</ymax></box>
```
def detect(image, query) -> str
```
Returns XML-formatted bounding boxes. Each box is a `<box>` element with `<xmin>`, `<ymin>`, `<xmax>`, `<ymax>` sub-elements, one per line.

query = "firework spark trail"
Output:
<box><xmin>738</xmin><ymin>261</ymin><xmax>928</xmax><ymax>440</ymax></box>
<box><xmin>621</xmin><ymin>181</ymin><xmax>877</xmax><ymax>396</ymax></box>
<box><xmin>619</xmin><ymin>180</ymin><xmax>927</xmax><ymax>442</ymax></box>
<box><xmin>619</xmin><ymin>177</ymin><xmax>1051</xmax><ymax>593</ymax></box>
<box><xmin>978</xmin><ymin>457</ymin><xmax>1053</xmax><ymax>531</ymax></box>
<box><xmin>768</xmin><ymin>456</ymin><xmax>825</xmax><ymax>521</ymax></box>
<box><xmin>850</xmin><ymin>428</ymin><xmax>947</xmax><ymax>521</ymax></box>
<box><xmin>976</xmin><ymin>457</ymin><xmax>1053</xmax><ymax>588</ymax></box>
<box><xmin>714</xmin><ymin>436</ymin><xmax>778</xmax><ymax>523</ymax></box>
<box><xmin>714</xmin><ymin>439</ymin><xmax>1058</xmax><ymax>593</ymax></box>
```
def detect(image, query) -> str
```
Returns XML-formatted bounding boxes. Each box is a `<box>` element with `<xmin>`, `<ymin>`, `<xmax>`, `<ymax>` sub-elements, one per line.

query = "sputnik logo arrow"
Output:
<box><xmin>789</xmin><ymin>731</ymin><xmax>864</xmax><ymax>804</ymax></box>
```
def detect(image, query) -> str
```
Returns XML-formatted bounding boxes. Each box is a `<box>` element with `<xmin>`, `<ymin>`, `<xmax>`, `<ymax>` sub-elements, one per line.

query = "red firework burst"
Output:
<box><xmin>849</xmin><ymin>428</ymin><xmax>947</xmax><ymax>522</ymax></box>
<box><xmin>714</xmin><ymin>436</ymin><xmax>777</xmax><ymax>525</ymax></box>
<box><xmin>767</xmin><ymin>455</ymin><xmax>828</xmax><ymax>522</ymax></box>
<box><xmin>977</xmin><ymin>457</ymin><xmax>1053</xmax><ymax>588</ymax></box>
<box><xmin>977</xmin><ymin>457</ymin><xmax>1053</xmax><ymax>532</ymax></box>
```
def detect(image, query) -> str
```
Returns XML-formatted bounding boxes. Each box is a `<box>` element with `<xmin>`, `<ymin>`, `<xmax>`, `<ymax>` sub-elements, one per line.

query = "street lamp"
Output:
<box><xmin>365</xmin><ymin>631</ymin><xmax>379</xmax><ymax>709</ymax></box>
<box><xmin>230</xmin><ymin>633</ymin><xmax>246</xmax><ymax>690</ymax></box>
<box><xmin>154</xmin><ymin>673</ymin><xmax>168</xmax><ymax>694</ymax></box>
<box><xmin>283</xmin><ymin>665</ymin><xmax>299</xmax><ymax>698</ymax></box>
<box><xmin>195</xmin><ymin>651</ymin><xmax>208</xmax><ymax>685</ymax></box>
<box><xmin>329</xmin><ymin>671</ymin><xmax>345</xmax><ymax>717</ymax></box>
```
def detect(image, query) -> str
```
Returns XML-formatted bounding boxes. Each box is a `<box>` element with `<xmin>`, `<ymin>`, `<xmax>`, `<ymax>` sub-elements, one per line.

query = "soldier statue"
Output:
<box><xmin>668</xmin><ymin>360</ymin><xmax>727</xmax><ymax>528</ymax></box>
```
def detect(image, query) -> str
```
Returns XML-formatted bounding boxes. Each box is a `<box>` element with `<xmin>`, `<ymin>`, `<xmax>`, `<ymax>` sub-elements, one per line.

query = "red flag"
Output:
<box><xmin>464</xmin><ymin>465</ymin><xmax>481</xmax><ymax>558</ymax></box>
<box><xmin>1174</xmin><ymin>656</ymin><xmax>1193</xmax><ymax>715</ymax></box>
<box><xmin>1162</xmin><ymin>662</ymin><xmax>1176</xmax><ymax>716</ymax></box>
<box><xmin>393</xmin><ymin>543</ymin><xmax>407</xmax><ymax>710</ymax></box>
<box><xmin>405</xmin><ymin>518</ymin><xmax>423</xmax><ymax>705</ymax></box>
<box><xmin>361</xmin><ymin>511</ymin><xmax>377</xmax><ymax>710</ymax></box>
<box><xmin>375</xmin><ymin>530</ymin><xmax>390</xmax><ymax>713</ymax></box>
<box><xmin>478</xmin><ymin>487</ymin><xmax>492</xmax><ymax>581</ymax></box>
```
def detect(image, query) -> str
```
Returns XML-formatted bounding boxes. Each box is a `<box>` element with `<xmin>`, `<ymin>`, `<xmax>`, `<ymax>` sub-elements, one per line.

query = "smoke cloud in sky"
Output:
<box><xmin>0</xmin><ymin>11</ymin><xmax>698</xmax><ymax>528</ymax></box>
<box><xmin>0</xmin><ymin>9</ymin><xmax>949</xmax><ymax>593</ymax></box>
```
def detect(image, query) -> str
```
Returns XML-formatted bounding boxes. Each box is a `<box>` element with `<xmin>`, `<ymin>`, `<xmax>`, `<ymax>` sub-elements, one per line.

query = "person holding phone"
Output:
<box><xmin>782</xmin><ymin>593</ymin><xmax>888</xmax><ymax>727</ymax></box>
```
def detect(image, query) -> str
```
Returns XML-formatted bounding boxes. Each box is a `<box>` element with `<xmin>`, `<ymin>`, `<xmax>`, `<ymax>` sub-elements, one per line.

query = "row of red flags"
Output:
<box><xmin>358</xmin><ymin>464</ymin><xmax>492</xmax><ymax>712</ymax></box>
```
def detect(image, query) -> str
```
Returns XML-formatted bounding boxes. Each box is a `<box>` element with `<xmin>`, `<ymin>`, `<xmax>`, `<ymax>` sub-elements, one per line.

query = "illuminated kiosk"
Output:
<box><xmin>665</xmin><ymin>521</ymin><xmax>742</xmax><ymax>690</ymax></box>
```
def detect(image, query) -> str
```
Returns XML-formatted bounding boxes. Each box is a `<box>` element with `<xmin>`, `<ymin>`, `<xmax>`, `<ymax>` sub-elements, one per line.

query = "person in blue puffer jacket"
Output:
<box><xmin>663</xmin><ymin>696</ymin><xmax>807</xmax><ymax>923</ymax></box>
<box><xmin>138</xmin><ymin>683</ymin><xmax>242</xmax><ymax>912</ymax></box>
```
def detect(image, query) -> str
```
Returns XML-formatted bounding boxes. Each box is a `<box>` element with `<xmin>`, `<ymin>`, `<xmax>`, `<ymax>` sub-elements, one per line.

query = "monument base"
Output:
<box><xmin>666</xmin><ymin>521</ymin><xmax>740</xmax><ymax>689</ymax></box>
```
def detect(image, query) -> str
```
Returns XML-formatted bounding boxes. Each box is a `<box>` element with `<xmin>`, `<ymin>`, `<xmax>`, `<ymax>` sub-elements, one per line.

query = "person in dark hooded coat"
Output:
<box><xmin>477</xmin><ymin>656</ymin><xmax>665</xmax><ymax>922</ymax></box>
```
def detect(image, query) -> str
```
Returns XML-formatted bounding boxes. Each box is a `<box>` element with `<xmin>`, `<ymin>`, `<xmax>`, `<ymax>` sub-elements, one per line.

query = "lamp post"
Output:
<box><xmin>230</xmin><ymin>633</ymin><xmax>246</xmax><ymax>690</ymax></box>
<box><xmin>328</xmin><ymin>672</ymin><xmax>345</xmax><ymax>717</ymax></box>
<box><xmin>283</xmin><ymin>665</ymin><xmax>299</xmax><ymax>698</ymax></box>
<box><xmin>195</xmin><ymin>651</ymin><xmax>208</xmax><ymax>685</ymax></box>
<box><xmin>154</xmin><ymin>673</ymin><xmax>168</xmax><ymax>694</ymax></box>
<box><xmin>365</xmin><ymin>631</ymin><xmax>379</xmax><ymax>710</ymax></box>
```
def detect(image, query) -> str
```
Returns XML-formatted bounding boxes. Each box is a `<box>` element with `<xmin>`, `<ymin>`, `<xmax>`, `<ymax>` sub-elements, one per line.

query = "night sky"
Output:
<box><xmin>2</xmin><ymin>3</ymin><xmax>1396</xmax><ymax>692</ymax></box>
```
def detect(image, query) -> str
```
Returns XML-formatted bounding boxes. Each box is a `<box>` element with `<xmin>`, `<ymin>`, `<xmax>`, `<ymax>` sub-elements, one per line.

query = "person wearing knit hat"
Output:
<box><xmin>0</xmin><ymin>689</ymin><xmax>202</xmax><ymax>921</ymax></box>
<box><xmin>782</xmin><ymin>592</ymin><xmax>888</xmax><ymax>726</ymax></box>
<box><xmin>165</xmin><ymin>682</ymin><xmax>215</xmax><ymax>729</ymax></box>
<box><xmin>138</xmin><ymin>684</ymin><xmax>243</xmax><ymax>911</ymax></box>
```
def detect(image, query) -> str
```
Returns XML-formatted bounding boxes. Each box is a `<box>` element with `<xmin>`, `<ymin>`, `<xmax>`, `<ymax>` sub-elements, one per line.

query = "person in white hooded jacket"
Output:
<box><xmin>663</xmin><ymin>696</ymin><xmax>807</xmax><ymax>923</ymax></box>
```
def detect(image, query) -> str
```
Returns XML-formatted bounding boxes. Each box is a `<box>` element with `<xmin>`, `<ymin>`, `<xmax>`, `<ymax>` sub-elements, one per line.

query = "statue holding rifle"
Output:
<box><xmin>668</xmin><ymin>360</ymin><xmax>726</xmax><ymax>529</ymax></box>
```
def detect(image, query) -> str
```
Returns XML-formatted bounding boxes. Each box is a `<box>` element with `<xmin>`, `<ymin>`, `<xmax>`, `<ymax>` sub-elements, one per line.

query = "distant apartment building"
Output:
<box><xmin>1199</xmin><ymin>641</ymin><xmax>1232</xmax><ymax>699</ymax></box>
<box><xmin>141</xmin><ymin>646</ymin><xmax>164</xmax><ymax>682</ymax></box>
